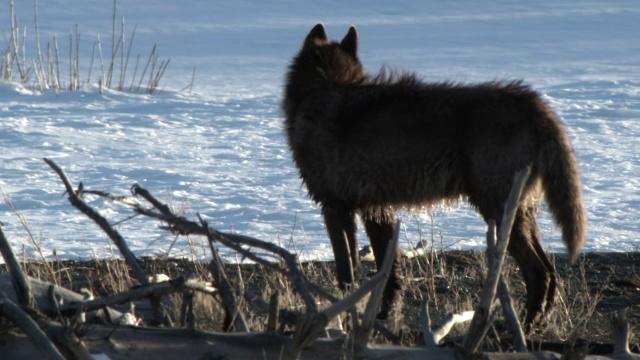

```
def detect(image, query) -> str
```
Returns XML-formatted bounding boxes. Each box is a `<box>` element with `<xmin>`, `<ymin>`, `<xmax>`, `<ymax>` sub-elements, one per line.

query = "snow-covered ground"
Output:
<box><xmin>0</xmin><ymin>1</ymin><xmax>639</xmax><ymax>263</ymax></box>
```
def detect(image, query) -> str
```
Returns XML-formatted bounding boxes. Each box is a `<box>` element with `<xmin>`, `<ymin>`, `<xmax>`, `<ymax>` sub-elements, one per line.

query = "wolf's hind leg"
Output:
<box><xmin>525</xmin><ymin>206</ymin><xmax>557</xmax><ymax>317</ymax></box>
<box><xmin>363</xmin><ymin>211</ymin><xmax>402</xmax><ymax>319</ymax></box>
<box><xmin>507</xmin><ymin>205</ymin><xmax>557</xmax><ymax>331</ymax></box>
<box><xmin>322</xmin><ymin>202</ymin><xmax>358</xmax><ymax>289</ymax></box>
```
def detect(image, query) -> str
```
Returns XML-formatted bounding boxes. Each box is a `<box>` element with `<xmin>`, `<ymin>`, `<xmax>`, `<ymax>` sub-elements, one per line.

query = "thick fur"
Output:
<box><xmin>283</xmin><ymin>24</ymin><xmax>587</xmax><ymax>328</ymax></box>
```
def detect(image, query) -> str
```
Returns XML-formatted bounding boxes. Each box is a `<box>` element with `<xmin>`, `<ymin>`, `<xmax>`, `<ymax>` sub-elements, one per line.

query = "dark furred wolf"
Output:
<box><xmin>283</xmin><ymin>24</ymin><xmax>587</xmax><ymax>328</ymax></box>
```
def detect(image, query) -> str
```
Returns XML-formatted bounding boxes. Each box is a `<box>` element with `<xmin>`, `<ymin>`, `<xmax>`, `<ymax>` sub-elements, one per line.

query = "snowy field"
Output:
<box><xmin>0</xmin><ymin>1</ymin><xmax>639</xmax><ymax>263</ymax></box>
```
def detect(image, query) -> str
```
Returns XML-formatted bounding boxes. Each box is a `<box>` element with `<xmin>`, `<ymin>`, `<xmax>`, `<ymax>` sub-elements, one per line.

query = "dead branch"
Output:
<box><xmin>44</xmin><ymin>159</ymin><xmax>148</xmax><ymax>287</ymax></box>
<box><xmin>0</xmin><ymin>292</ymin><xmax>66</xmax><ymax>360</ymax></box>
<box><xmin>44</xmin><ymin>158</ymin><xmax>171</xmax><ymax>326</ymax></box>
<box><xmin>290</xmin><ymin>220</ymin><xmax>401</xmax><ymax>355</ymax></box>
<box><xmin>0</xmin><ymin>273</ymin><xmax>124</xmax><ymax>323</ymax></box>
<box><xmin>486</xmin><ymin>216</ymin><xmax>527</xmax><ymax>352</ymax></box>
<box><xmin>0</xmin><ymin>225</ymin><xmax>33</xmax><ymax>307</ymax></box>
<box><xmin>134</xmin><ymin>183</ymin><xmax>400</xmax><ymax>342</ymax></box>
<box><xmin>131</xmin><ymin>184</ymin><xmax>319</xmax><ymax>316</ymax></box>
<box><xmin>127</xmin><ymin>183</ymin><xmax>443</xmax><ymax>347</ymax></box>
<box><xmin>463</xmin><ymin>165</ymin><xmax>531</xmax><ymax>355</ymax></box>
<box><xmin>422</xmin><ymin>300</ymin><xmax>475</xmax><ymax>347</ymax></box>
<box><xmin>207</xmin><ymin>230</ymin><xmax>248</xmax><ymax>332</ymax></box>
<box><xmin>130</xmin><ymin>183</ymin><xmax>403</xmax><ymax>345</ymax></box>
<box><xmin>498</xmin><ymin>274</ymin><xmax>527</xmax><ymax>352</ymax></box>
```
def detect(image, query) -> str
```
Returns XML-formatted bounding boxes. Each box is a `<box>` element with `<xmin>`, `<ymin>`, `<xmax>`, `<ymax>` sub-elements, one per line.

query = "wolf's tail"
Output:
<box><xmin>539</xmin><ymin>110</ymin><xmax>587</xmax><ymax>262</ymax></box>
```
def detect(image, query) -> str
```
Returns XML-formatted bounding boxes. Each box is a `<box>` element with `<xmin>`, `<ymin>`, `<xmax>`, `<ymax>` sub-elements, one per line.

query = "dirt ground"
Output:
<box><xmin>6</xmin><ymin>250</ymin><xmax>640</xmax><ymax>354</ymax></box>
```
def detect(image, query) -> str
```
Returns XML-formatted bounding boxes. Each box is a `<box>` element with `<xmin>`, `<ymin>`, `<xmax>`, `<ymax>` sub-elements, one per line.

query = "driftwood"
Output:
<box><xmin>0</xmin><ymin>273</ymin><xmax>125</xmax><ymax>324</ymax></box>
<box><xmin>0</xmin><ymin>292</ymin><xmax>67</xmax><ymax>360</ymax></box>
<box><xmin>609</xmin><ymin>311</ymin><xmax>640</xmax><ymax>360</ymax></box>
<box><xmin>0</xmin><ymin>159</ymin><xmax>635</xmax><ymax>359</ymax></box>
<box><xmin>0</xmin><ymin>320</ymin><xmax>632</xmax><ymax>360</ymax></box>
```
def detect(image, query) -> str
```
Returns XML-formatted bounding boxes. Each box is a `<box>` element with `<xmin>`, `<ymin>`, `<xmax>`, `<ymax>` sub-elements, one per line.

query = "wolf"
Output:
<box><xmin>282</xmin><ymin>23</ymin><xmax>586</xmax><ymax>328</ymax></box>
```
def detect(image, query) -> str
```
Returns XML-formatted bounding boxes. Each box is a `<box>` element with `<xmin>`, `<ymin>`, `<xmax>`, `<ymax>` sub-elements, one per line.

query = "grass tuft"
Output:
<box><xmin>1</xmin><ymin>0</ymin><xmax>181</xmax><ymax>94</ymax></box>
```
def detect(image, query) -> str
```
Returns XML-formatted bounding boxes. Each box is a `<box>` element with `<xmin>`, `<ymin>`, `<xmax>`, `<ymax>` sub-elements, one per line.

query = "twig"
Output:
<box><xmin>180</xmin><ymin>289</ymin><xmax>196</xmax><ymax>329</ymax></box>
<box><xmin>205</xmin><ymin>220</ymin><xmax>248</xmax><ymax>332</ymax></box>
<box><xmin>180</xmin><ymin>66</ymin><xmax>196</xmax><ymax>93</ymax></box>
<box><xmin>422</xmin><ymin>301</ymin><xmax>435</xmax><ymax>347</ymax></box>
<box><xmin>210</xmin><ymin>230</ymin><xmax>318</xmax><ymax>314</ymax></box>
<box><xmin>121</xmin><ymin>25</ymin><xmax>137</xmax><ymax>91</ymax></box>
<box><xmin>267</xmin><ymin>291</ymin><xmax>280</xmax><ymax>333</ymax></box>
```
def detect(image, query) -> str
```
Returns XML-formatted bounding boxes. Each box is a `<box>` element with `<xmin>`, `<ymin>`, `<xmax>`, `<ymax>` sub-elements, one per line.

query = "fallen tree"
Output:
<box><xmin>0</xmin><ymin>159</ymin><xmax>636</xmax><ymax>359</ymax></box>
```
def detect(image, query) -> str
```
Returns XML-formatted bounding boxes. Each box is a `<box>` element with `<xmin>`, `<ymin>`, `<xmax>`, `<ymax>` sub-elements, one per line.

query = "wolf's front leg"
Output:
<box><xmin>322</xmin><ymin>202</ymin><xmax>359</xmax><ymax>289</ymax></box>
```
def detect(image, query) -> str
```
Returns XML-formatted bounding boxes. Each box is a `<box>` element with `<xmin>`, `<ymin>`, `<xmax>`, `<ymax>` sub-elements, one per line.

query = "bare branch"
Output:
<box><xmin>131</xmin><ymin>184</ymin><xmax>319</xmax><ymax>316</ymax></box>
<box><xmin>57</xmin><ymin>278</ymin><xmax>184</xmax><ymax>316</ymax></box>
<box><xmin>463</xmin><ymin>165</ymin><xmax>531</xmax><ymax>355</ymax></box>
<box><xmin>206</xmin><ymin>223</ymin><xmax>248</xmax><ymax>333</ymax></box>
<box><xmin>43</xmin><ymin>158</ymin><xmax>171</xmax><ymax>326</ymax></box>
<box><xmin>44</xmin><ymin>159</ymin><xmax>148</xmax><ymax>285</ymax></box>
<box><xmin>422</xmin><ymin>300</ymin><xmax>474</xmax><ymax>347</ymax></box>
<box><xmin>497</xmin><ymin>276</ymin><xmax>527</xmax><ymax>352</ymax></box>
<box><xmin>355</xmin><ymin>219</ymin><xmax>401</xmax><ymax>346</ymax></box>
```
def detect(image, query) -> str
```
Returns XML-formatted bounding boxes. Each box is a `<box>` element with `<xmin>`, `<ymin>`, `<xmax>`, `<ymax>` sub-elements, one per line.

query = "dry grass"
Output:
<box><xmin>3</xmin><ymin>247</ymin><xmax>638</xmax><ymax>353</ymax></box>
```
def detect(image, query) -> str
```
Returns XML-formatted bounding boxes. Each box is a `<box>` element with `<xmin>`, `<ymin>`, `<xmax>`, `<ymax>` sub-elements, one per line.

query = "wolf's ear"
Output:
<box><xmin>340</xmin><ymin>26</ymin><xmax>358</xmax><ymax>57</ymax></box>
<box><xmin>303</xmin><ymin>23</ymin><xmax>328</xmax><ymax>49</ymax></box>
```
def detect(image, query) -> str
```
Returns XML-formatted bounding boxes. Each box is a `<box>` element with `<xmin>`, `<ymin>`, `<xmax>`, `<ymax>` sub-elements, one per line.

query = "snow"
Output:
<box><xmin>0</xmin><ymin>1</ymin><xmax>639</xmax><ymax>263</ymax></box>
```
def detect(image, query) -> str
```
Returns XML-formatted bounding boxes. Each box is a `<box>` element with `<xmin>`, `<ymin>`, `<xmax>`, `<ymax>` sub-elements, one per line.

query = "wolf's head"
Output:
<box><xmin>286</xmin><ymin>24</ymin><xmax>366</xmax><ymax>88</ymax></box>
